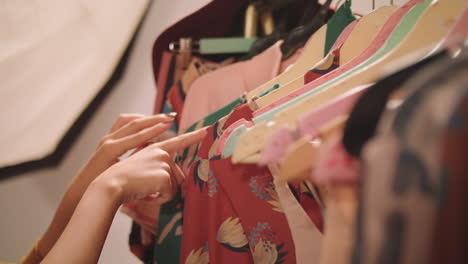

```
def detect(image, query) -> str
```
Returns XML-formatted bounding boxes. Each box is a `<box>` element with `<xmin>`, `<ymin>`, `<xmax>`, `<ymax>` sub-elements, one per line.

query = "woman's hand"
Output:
<box><xmin>80</xmin><ymin>113</ymin><xmax>177</xmax><ymax>182</ymax></box>
<box><xmin>94</xmin><ymin>128</ymin><xmax>207</xmax><ymax>204</ymax></box>
<box><xmin>37</xmin><ymin>113</ymin><xmax>177</xmax><ymax>256</ymax></box>
<box><xmin>41</xmin><ymin>126</ymin><xmax>207</xmax><ymax>264</ymax></box>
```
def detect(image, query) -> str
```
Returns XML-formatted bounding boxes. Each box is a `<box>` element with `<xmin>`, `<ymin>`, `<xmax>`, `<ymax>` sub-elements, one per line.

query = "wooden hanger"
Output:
<box><xmin>243</xmin><ymin>0</ymin><xmax>351</xmax><ymax>100</ymax></box>
<box><xmin>258</xmin><ymin>84</ymin><xmax>369</xmax><ymax>166</ymax></box>
<box><xmin>273</xmin><ymin>0</ymin><xmax>465</xmax><ymax>126</ymax></box>
<box><xmin>225</xmin><ymin>0</ymin><xmax>423</xmax><ymax>161</ymax></box>
<box><xmin>249</xmin><ymin>0</ymin><xmax>421</xmax><ymax>121</ymax></box>
<box><xmin>254</xmin><ymin>5</ymin><xmax>398</xmax><ymax>108</ymax></box>
<box><xmin>279</xmin><ymin>42</ymin><xmax>468</xmax><ymax>181</ymax></box>
<box><xmin>232</xmin><ymin>0</ymin><xmax>465</xmax><ymax>163</ymax></box>
<box><xmin>279</xmin><ymin>115</ymin><xmax>348</xmax><ymax>180</ymax></box>
<box><xmin>245</xmin><ymin>25</ymin><xmax>328</xmax><ymax>100</ymax></box>
<box><xmin>220</xmin><ymin>4</ymin><xmax>404</xmax><ymax>159</ymax></box>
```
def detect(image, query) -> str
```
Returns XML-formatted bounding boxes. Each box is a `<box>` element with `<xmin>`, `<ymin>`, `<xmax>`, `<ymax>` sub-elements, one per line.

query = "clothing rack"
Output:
<box><xmin>122</xmin><ymin>1</ymin><xmax>468</xmax><ymax>263</ymax></box>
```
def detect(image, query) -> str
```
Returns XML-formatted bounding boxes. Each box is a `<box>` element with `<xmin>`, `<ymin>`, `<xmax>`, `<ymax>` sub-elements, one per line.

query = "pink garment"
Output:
<box><xmin>179</xmin><ymin>41</ymin><xmax>298</xmax><ymax>132</ymax></box>
<box><xmin>313</xmin><ymin>134</ymin><xmax>360</xmax><ymax>185</ymax></box>
<box><xmin>280</xmin><ymin>47</ymin><xmax>304</xmax><ymax>73</ymax></box>
<box><xmin>259</xmin><ymin>126</ymin><xmax>297</xmax><ymax>165</ymax></box>
<box><xmin>254</xmin><ymin>0</ymin><xmax>421</xmax><ymax>117</ymax></box>
<box><xmin>297</xmin><ymin>84</ymin><xmax>369</xmax><ymax>138</ymax></box>
<box><xmin>439</xmin><ymin>6</ymin><xmax>468</xmax><ymax>50</ymax></box>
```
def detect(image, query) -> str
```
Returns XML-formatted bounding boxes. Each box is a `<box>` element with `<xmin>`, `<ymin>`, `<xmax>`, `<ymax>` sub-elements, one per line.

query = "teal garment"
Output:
<box><xmin>324</xmin><ymin>0</ymin><xmax>357</xmax><ymax>55</ymax></box>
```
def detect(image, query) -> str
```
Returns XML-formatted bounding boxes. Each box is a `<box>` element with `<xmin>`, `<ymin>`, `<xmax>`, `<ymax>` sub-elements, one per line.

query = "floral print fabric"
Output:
<box><xmin>180</xmin><ymin>104</ymin><xmax>323</xmax><ymax>263</ymax></box>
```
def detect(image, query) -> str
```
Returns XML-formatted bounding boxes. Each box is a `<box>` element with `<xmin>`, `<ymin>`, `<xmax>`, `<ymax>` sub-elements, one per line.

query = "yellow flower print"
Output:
<box><xmin>217</xmin><ymin>217</ymin><xmax>249</xmax><ymax>252</ymax></box>
<box><xmin>194</xmin><ymin>158</ymin><xmax>219</xmax><ymax>196</ymax></box>
<box><xmin>315</xmin><ymin>52</ymin><xmax>336</xmax><ymax>71</ymax></box>
<box><xmin>266</xmin><ymin>186</ymin><xmax>283</xmax><ymax>213</ymax></box>
<box><xmin>197</xmin><ymin>159</ymin><xmax>210</xmax><ymax>182</ymax></box>
<box><xmin>252</xmin><ymin>239</ymin><xmax>278</xmax><ymax>264</ymax></box>
<box><xmin>185</xmin><ymin>246</ymin><xmax>209</xmax><ymax>264</ymax></box>
<box><xmin>250</xmin><ymin>175</ymin><xmax>283</xmax><ymax>213</ymax></box>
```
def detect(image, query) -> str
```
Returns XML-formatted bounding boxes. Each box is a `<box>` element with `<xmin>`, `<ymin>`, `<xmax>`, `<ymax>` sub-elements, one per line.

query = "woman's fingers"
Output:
<box><xmin>156</xmin><ymin>128</ymin><xmax>208</xmax><ymax>154</ymax></box>
<box><xmin>105</xmin><ymin>122</ymin><xmax>173</xmax><ymax>157</ymax></box>
<box><xmin>108</xmin><ymin>114</ymin><xmax>146</xmax><ymax>133</ymax></box>
<box><xmin>168</xmin><ymin>160</ymin><xmax>185</xmax><ymax>185</ymax></box>
<box><xmin>140</xmin><ymin>229</ymin><xmax>154</xmax><ymax>246</ymax></box>
<box><xmin>110</xmin><ymin>113</ymin><xmax>176</xmax><ymax>140</ymax></box>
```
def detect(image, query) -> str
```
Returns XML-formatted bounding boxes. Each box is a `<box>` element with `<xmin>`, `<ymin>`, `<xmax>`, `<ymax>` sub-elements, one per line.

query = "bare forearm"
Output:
<box><xmin>41</xmin><ymin>180</ymin><xmax>121</xmax><ymax>264</ymax></box>
<box><xmin>38</xmin><ymin>157</ymin><xmax>113</xmax><ymax>254</ymax></box>
<box><xmin>28</xmin><ymin>113</ymin><xmax>180</xmax><ymax>261</ymax></box>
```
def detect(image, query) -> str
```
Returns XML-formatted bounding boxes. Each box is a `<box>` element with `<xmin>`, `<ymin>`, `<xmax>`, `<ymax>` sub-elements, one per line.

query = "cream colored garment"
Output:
<box><xmin>0</xmin><ymin>0</ymin><xmax>149</xmax><ymax>167</ymax></box>
<box><xmin>269</xmin><ymin>165</ymin><xmax>323</xmax><ymax>264</ymax></box>
<box><xmin>313</xmin><ymin>134</ymin><xmax>359</xmax><ymax>264</ymax></box>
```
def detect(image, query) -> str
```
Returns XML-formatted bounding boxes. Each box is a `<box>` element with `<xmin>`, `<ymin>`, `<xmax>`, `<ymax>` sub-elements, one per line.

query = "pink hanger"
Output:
<box><xmin>439</xmin><ymin>7</ymin><xmax>468</xmax><ymax>50</ymax></box>
<box><xmin>259</xmin><ymin>84</ymin><xmax>370</xmax><ymax>166</ymax></box>
<box><xmin>297</xmin><ymin>84</ymin><xmax>370</xmax><ymax>138</ymax></box>
<box><xmin>329</xmin><ymin>19</ymin><xmax>360</xmax><ymax>52</ymax></box>
<box><xmin>259</xmin><ymin>125</ymin><xmax>297</xmax><ymax>165</ymax></box>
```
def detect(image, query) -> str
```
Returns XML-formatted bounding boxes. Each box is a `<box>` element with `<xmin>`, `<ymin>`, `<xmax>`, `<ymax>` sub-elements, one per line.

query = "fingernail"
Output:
<box><xmin>166</xmin><ymin>112</ymin><xmax>177</xmax><ymax>118</ymax></box>
<box><xmin>143</xmin><ymin>193</ymin><xmax>161</xmax><ymax>201</ymax></box>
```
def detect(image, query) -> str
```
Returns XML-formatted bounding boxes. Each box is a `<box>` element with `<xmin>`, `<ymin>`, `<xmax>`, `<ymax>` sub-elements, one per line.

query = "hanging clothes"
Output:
<box><xmin>254</xmin><ymin>0</ymin><xmax>424</xmax><ymax>118</ymax></box>
<box><xmin>354</xmin><ymin>52</ymin><xmax>468</xmax><ymax>264</ymax></box>
<box><xmin>430</xmin><ymin>90</ymin><xmax>468</xmax><ymax>264</ymax></box>
<box><xmin>180</xmin><ymin>103</ymin><xmax>323</xmax><ymax>263</ymax></box>
<box><xmin>216</xmin><ymin>0</ymin><xmax>429</xmax><ymax>163</ymax></box>
<box><xmin>175</xmin><ymin>5</ymin><xmax>360</xmax><ymax>263</ymax></box>
<box><xmin>123</xmin><ymin>55</ymin><xmax>234</xmax><ymax>263</ymax></box>
<box><xmin>116</xmin><ymin>1</ymin><xmax>468</xmax><ymax>263</ymax></box>
<box><xmin>323</xmin><ymin>0</ymin><xmax>357</xmax><ymax>55</ymax></box>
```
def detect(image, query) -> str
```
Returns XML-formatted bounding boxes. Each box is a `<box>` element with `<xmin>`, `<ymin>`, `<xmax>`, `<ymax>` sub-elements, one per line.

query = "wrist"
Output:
<box><xmin>89</xmin><ymin>174</ymin><xmax>124</xmax><ymax>205</ymax></box>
